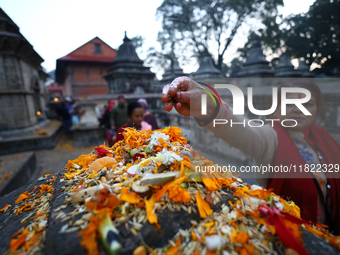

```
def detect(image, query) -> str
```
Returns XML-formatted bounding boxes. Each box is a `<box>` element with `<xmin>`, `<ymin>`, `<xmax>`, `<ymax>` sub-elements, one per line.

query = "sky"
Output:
<box><xmin>0</xmin><ymin>0</ymin><xmax>315</xmax><ymax>78</ymax></box>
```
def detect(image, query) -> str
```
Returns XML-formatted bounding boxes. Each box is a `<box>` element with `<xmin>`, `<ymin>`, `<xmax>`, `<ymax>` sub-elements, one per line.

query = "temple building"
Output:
<box><xmin>191</xmin><ymin>56</ymin><xmax>224</xmax><ymax>79</ymax></box>
<box><xmin>237</xmin><ymin>41</ymin><xmax>274</xmax><ymax>78</ymax></box>
<box><xmin>161</xmin><ymin>56</ymin><xmax>186</xmax><ymax>85</ymax></box>
<box><xmin>104</xmin><ymin>32</ymin><xmax>155</xmax><ymax>94</ymax></box>
<box><xmin>0</xmin><ymin>8</ymin><xmax>48</xmax><ymax>132</ymax></box>
<box><xmin>274</xmin><ymin>52</ymin><xmax>300</xmax><ymax>77</ymax></box>
<box><xmin>55</xmin><ymin>37</ymin><xmax>117</xmax><ymax>97</ymax></box>
<box><xmin>296</xmin><ymin>60</ymin><xmax>315</xmax><ymax>77</ymax></box>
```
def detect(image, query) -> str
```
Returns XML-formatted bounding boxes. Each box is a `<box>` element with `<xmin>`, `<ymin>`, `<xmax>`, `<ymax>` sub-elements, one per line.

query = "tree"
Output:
<box><xmin>131</xmin><ymin>35</ymin><xmax>145</xmax><ymax>56</ymax></box>
<box><xmin>245</xmin><ymin>0</ymin><xmax>340</xmax><ymax>75</ymax></box>
<box><xmin>222</xmin><ymin>58</ymin><xmax>243</xmax><ymax>77</ymax></box>
<box><xmin>155</xmin><ymin>0</ymin><xmax>283</xmax><ymax>70</ymax></box>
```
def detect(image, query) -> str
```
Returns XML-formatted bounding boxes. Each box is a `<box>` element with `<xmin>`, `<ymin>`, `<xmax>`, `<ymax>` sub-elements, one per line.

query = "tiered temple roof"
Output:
<box><xmin>191</xmin><ymin>56</ymin><xmax>224</xmax><ymax>78</ymax></box>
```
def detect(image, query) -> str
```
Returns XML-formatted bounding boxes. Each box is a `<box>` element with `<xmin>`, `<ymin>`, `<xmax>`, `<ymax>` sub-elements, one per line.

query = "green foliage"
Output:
<box><xmin>222</xmin><ymin>58</ymin><xmax>243</xmax><ymax>77</ymax></box>
<box><xmin>131</xmin><ymin>35</ymin><xmax>145</xmax><ymax>50</ymax></box>
<box><xmin>245</xmin><ymin>0</ymin><xmax>340</xmax><ymax>75</ymax></box>
<box><xmin>154</xmin><ymin>0</ymin><xmax>283</xmax><ymax>70</ymax></box>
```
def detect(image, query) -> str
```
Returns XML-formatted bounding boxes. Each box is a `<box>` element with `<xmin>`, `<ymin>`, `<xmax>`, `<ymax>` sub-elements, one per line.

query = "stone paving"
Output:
<box><xmin>36</xmin><ymin>134</ymin><xmax>102</xmax><ymax>177</ymax></box>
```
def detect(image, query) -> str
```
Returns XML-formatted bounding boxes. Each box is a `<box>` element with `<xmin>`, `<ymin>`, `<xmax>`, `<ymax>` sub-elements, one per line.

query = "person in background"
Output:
<box><xmin>137</xmin><ymin>98</ymin><xmax>159</xmax><ymax>130</ymax></box>
<box><xmin>100</xmin><ymin>100</ymin><xmax>116</xmax><ymax>147</ymax></box>
<box><xmin>111</xmin><ymin>94</ymin><xmax>128</xmax><ymax>132</ymax></box>
<box><xmin>95</xmin><ymin>104</ymin><xmax>102</xmax><ymax>121</ymax></box>
<box><xmin>115</xmin><ymin>102</ymin><xmax>152</xmax><ymax>143</ymax></box>
<box><xmin>56</xmin><ymin>99</ymin><xmax>72</xmax><ymax>133</ymax></box>
<box><xmin>161</xmin><ymin>76</ymin><xmax>340</xmax><ymax>234</ymax></box>
<box><xmin>69</xmin><ymin>98</ymin><xmax>80</xmax><ymax>126</ymax></box>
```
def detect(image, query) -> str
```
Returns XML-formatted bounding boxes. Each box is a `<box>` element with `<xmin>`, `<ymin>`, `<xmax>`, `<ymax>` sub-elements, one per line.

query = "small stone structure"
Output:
<box><xmin>0</xmin><ymin>8</ymin><xmax>62</xmax><ymax>155</ymax></box>
<box><xmin>0</xmin><ymin>8</ymin><xmax>48</xmax><ymax>132</ymax></box>
<box><xmin>105</xmin><ymin>32</ymin><xmax>155</xmax><ymax>94</ymax></box>
<box><xmin>71</xmin><ymin>99</ymin><xmax>104</xmax><ymax>148</ymax></box>
<box><xmin>296</xmin><ymin>60</ymin><xmax>315</xmax><ymax>77</ymax></box>
<box><xmin>162</xmin><ymin>56</ymin><xmax>186</xmax><ymax>84</ymax></box>
<box><xmin>191</xmin><ymin>56</ymin><xmax>224</xmax><ymax>79</ymax></box>
<box><xmin>237</xmin><ymin>41</ymin><xmax>274</xmax><ymax>79</ymax></box>
<box><xmin>275</xmin><ymin>52</ymin><xmax>300</xmax><ymax>77</ymax></box>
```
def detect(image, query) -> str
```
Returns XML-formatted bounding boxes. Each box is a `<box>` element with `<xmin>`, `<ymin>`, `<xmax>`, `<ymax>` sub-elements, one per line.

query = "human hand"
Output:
<box><xmin>161</xmin><ymin>76</ymin><xmax>217</xmax><ymax>120</ymax></box>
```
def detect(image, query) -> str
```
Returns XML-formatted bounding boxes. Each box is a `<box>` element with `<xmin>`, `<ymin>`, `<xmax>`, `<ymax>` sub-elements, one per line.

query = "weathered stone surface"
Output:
<box><xmin>0</xmin><ymin>152</ymin><xmax>39</xmax><ymax>197</ymax></box>
<box><xmin>0</xmin><ymin>8</ymin><xmax>48</xmax><ymax>132</ymax></box>
<box><xmin>44</xmin><ymin>172</ymin><xmax>86</xmax><ymax>255</ymax></box>
<box><xmin>72</xmin><ymin>127</ymin><xmax>105</xmax><ymax>148</ymax></box>
<box><xmin>0</xmin><ymin>120</ymin><xmax>62</xmax><ymax>155</ymax></box>
<box><xmin>0</xmin><ymin>181</ymin><xmax>43</xmax><ymax>254</ymax></box>
<box><xmin>1</xmin><ymin>172</ymin><xmax>340</xmax><ymax>254</ymax></box>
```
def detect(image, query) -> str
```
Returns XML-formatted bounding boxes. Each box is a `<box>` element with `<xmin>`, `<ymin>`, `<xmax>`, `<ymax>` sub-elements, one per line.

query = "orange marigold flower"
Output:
<box><xmin>279</xmin><ymin>198</ymin><xmax>301</xmax><ymax>218</ymax></box>
<box><xmin>165</xmin><ymin>236</ymin><xmax>182</xmax><ymax>255</ymax></box>
<box><xmin>202</xmin><ymin>172</ymin><xmax>232</xmax><ymax>192</ymax></box>
<box><xmin>0</xmin><ymin>204</ymin><xmax>11</xmax><ymax>212</ymax></box>
<box><xmin>196</xmin><ymin>190</ymin><xmax>213</xmax><ymax>218</ymax></box>
<box><xmin>162</xmin><ymin>126</ymin><xmax>187</xmax><ymax>145</ymax></box>
<box><xmin>78</xmin><ymin>208</ymin><xmax>112</xmax><ymax>255</ymax></box>
<box><xmin>230</xmin><ymin>229</ymin><xmax>248</xmax><ymax>244</ymax></box>
<box><xmin>15</xmin><ymin>191</ymin><xmax>30</xmax><ymax>204</ymax></box>
<box><xmin>66</xmin><ymin>154</ymin><xmax>97</xmax><ymax>170</ymax></box>
<box><xmin>145</xmin><ymin>196</ymin><xmax>157</xmax><ymax>224</ymax></box>
<box><xmin>154</xmin><ymin>176</ymin><xmax>187</xmax><ymax>202</ymax></box>
<box><xmin>168</xmin><ymin>185</ymin><xmax>191</xmax><ymax>203</ymax></box>
<box><xmin>72</xmin><ymin>179</ymin><xmax>84</xmax><ymax>192</ymax></box>
<box><xmin>247</xmin><ymin>188</ymin><xmax>273</xmax><ymax>200</ymax></box>
<box><xmin>10</xmin><ymin>228</ymin><xmax>28</xmax><ymax>252</ymax></box>
<box><xmin>120</xmin><ymin>187</ymin><xmax>141</xmax><ymax>204</ymax></box>
<box><xmin>122</xmin><ymin>128</ymin><xmax>152</xmax><ymax>148</ymax></box>
<box><xmin>86</xmin><ymin>188</ymin><xmax>119</xmax><ymax>211</ymax></box>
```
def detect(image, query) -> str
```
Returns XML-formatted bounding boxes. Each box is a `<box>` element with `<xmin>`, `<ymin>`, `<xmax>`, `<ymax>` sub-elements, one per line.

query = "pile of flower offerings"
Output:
<box><xmin>1</xmin><ymin>127</ymin><xmax>340</xmax><ymax>255</ymax></box>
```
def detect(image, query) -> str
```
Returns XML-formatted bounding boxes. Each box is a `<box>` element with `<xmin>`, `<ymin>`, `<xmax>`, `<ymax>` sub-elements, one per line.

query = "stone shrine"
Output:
<box><xmin>191</xmin><ymin>56</ymin><xmax>224</xmax><ymax>79</ymax></box>
<box><xmin>0</xmin><ymin>8</ymin><xmax>61</xmax><ymax>155</ymax></box>
<box><xmin>296</xmin><ymin>60</ymin><xmax>315</xmax><ymax>77</ymax></box>
<box><xmin>105</xmin><ymin>32</ymin><xmax>155</xmax><ymax>94</ymax></box>
<box><xmin>237</xmin><ymin>41</ymin><xmax>274</xmax><ymax>78</ymax></box>
<box><xmin>161</xmin><ymin>56</ymin><xmax>186</xmax><ymax>84</ymax></box>
<box><xmin>0</xmin><ymin>8</ymin><xmax>48</xmax><ymax>132</ymax></box>
<box><xmin>274</xmin><ymin>52</ymin><xmax>299</xmax><ymax>77</ymax></box>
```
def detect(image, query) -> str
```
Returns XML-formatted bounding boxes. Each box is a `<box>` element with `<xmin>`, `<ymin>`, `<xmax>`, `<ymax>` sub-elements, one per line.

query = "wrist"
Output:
<box><xmin>194</xmin><ymin>103</ymin><xmax>220</xmax><ymax>126</ymax></box>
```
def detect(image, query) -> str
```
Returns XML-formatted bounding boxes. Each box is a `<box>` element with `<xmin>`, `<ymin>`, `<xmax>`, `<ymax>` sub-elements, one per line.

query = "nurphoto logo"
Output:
<box><xmin>199</xmin><ymin>84</ymin><xmax>312</xmax><ymax>128</ymax></box>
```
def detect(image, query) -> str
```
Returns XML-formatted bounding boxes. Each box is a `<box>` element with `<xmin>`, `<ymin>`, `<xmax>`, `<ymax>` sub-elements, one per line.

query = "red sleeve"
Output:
<box><xmin>115</xmin><ymin>125</ymin><xmax>127</xmax><ymax>143</ymax></box>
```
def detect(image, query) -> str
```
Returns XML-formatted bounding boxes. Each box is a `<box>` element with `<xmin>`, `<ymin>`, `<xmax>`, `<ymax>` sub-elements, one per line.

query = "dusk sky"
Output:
<box><xmin>0</xmin><ymin>0</ymin><xmax>315</xmax><ymax>78</ymax></box>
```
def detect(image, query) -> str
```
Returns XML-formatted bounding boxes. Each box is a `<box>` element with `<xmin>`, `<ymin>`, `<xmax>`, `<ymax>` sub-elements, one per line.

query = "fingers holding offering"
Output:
<box><xmin>161</xmin><ymin>84</ymin><xmax>172</xmax><ymax>103</ymax></box>
<box><xmin>162</xmin><ymin>77</ymin><xmax>206</xmax><ymax>116</ymax></box>
<box><xmin>174</xmin><ymin>102</ymin><xmax>190</xmax><ymax>116</ymax></box>
<box><xmin>168</xmin><ymin>76</ymin><xmax>191</xmax><ymax>96</ymax></box>
<box><xmin>164</xmin><ymin>101</ymin><xmax>174</xmax><ymax>112</ymax></box>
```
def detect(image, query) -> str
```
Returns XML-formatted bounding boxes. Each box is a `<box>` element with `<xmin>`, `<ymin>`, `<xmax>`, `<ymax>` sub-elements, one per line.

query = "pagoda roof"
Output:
<box><xmin>57</xmin><ymin>37</ymin><xmax>117</xmax><ymax>63</ymax></box>
<box><xmin>112</xmin><ymin>32</ymin><xmax>143</xmax><ymax>64</ymax></box>
<box><xmin>191</xmin><ymin>57</ymin><xmax>224</xmax><ymax>78</ymax></box>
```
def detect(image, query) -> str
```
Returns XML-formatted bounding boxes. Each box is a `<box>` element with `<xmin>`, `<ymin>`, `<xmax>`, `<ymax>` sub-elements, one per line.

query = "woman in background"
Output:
<box><xmin>100</xmin><ymin>99</ymin><xmax>116</xmax><ymax>147</ymax></box>
<box><xmin>115</xmin><ymin>102</ymin><xmax>152</xmax><ymax>143</ymax></box>
<box><xmin>138</xmin><ymin>98</ymin><xmax>159</xmax><ymax>130</ymax></box>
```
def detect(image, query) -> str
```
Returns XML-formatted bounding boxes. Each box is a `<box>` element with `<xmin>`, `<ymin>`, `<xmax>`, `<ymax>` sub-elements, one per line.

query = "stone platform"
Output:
<box><xmin>0</xmin><ymin>120</ymin><xmax>62</xmax><ymax>155</ymax></box>
<box><xmin>0</xmin><ymin>172</ymin><xmax>339</xmax><ymax>254</ymax></box>
<box><xmin>71</xmin><ymin>125</ymin><xmax>105</xmax><ymax>148</ymax></box>
<box><xmin>0</xmin><ymin>152</ymin><xmax>39</xmax><ymax>197</ymax></box>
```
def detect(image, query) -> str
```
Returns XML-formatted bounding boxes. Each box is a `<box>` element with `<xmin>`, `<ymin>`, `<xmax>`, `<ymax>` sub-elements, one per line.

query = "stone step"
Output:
<box><xmin>0</xmin><ymin>152</ymin><xmax>40</xmax><ymax>197</ymax></box>
<box><xmin>0</xmin><ymin>172</ymin><xmax>340</xmax><ymax>254</ymax></box>
<box><xmin>0</xmin><ymin>120</ymin><xmax>62</xmax><ymax>155</ymax></box>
